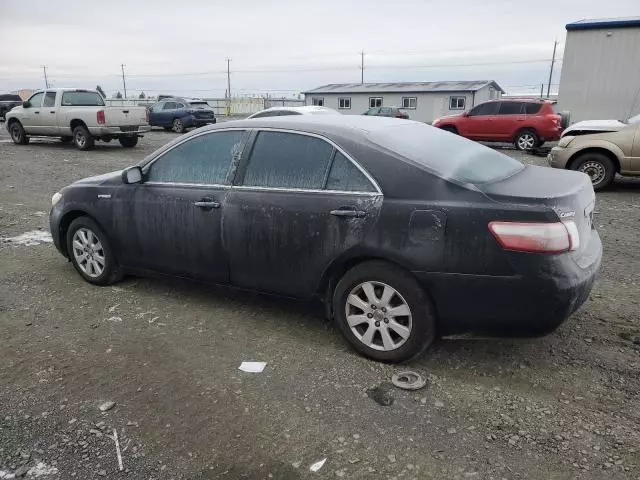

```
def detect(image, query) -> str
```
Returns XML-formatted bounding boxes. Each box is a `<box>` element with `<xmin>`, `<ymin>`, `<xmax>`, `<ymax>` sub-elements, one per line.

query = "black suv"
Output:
<box><xmin>0</xmin><ymin>94</ymin><xmax>23</xmax><ymax>121</ymax></box>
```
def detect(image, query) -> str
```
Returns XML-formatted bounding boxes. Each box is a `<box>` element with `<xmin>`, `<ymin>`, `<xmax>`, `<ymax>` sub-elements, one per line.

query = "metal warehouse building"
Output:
<box><xmin>303</xmin><ymin>81</ymin><xmax>504</xmax><ymax>123</ymax></box>
<box><xmin>558</xmin><ymin>17</ymin><xmax>640</xmax><ymax>122</ymax></box>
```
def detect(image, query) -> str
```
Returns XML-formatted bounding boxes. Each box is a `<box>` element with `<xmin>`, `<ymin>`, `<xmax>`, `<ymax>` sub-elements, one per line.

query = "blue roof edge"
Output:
<box><xmin>566</xmin><ymin>17</ymin><xmax>640</xmax><ymax>31</ymax></box>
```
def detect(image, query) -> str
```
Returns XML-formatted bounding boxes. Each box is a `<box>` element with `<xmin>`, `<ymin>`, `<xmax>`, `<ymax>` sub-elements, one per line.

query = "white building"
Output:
<box><xmin>302</xmin><ymin>81</ymin><xmax>504</xmax><ymax>123</ymax></box>
<box><xmin>557</xmin><ymin>17</ymin><xmax>640</xmax><ymax>122</ymax></box>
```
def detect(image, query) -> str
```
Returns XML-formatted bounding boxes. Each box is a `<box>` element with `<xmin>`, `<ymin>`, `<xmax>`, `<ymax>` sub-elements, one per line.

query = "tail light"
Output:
<box><xmin>96</xmin><ymin>110</ymin><xmax>106</xmax><ymax>125</ymax></box>
<box><xmin>488</xmin><ymin>221</ymin><xmax>579</xmax><ymax>253</ymax></box>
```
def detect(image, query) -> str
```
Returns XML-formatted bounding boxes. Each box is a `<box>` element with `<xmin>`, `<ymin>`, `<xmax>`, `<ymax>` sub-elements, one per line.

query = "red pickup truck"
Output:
<box><xmin>432</xmin><ymin>99</ymin><xmax>564</xmax><ymax>151</ymax></box>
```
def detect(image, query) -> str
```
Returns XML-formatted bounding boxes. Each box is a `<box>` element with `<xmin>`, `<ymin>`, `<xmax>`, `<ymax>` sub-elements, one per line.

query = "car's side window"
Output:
<box><xmin>326</xmin><ymin>152</ymin><xmax>376</xmax><ymax>192</ymax></box>
<box><xmin>151</xmin><ymin>102</ymin><xmax>164</xmax><ymax>112</ymax></box>
<box><xmin>365</xmin><ymin>107</ymin><xmax>380</xmax><ymax>115</ymax></box>
<box><xmin>380</xmin><ymin>107</ymin><xmax>392</xmax><ymax>115</ymax></box>
<box><xmin>524</xmin><ymin>103</ymin><xmax>542</xmax><ymax>114</ymax></box>
<box><xmin>497</xmin><ymin>102</ymin><xmax>524</xmax><ymax>115</ymax></box>
<box><xmin>242</xmin><ymin>131</ymin><xmax>333</xmax><ymax>189</ymax></box>
<box><xmin>43</xmin><ymin>92</ymin><xmax>56</xmax><ymax>108</ymax></box>
<box><xmin>27</xmin><ymin>92</ymin><xmax>44</xmax><ymax>108</ymax></box>
<box><xmin>163</xmin><ymin>102</ymin><xmax>177</xmax><ymax>110</ymax></box>
<box><xmin>146</xmin><ymin>130</ymin><xmax>246</xmax><ymax>185</ymax></box>
<box><xmin>468</xmin><ymin>102</ymin><xmax>498</xmax><ymax>116</ymax></box>
<box><xmin>176</xmin><ymin>103</ymin><xmax>185</xmax><ymax>109</ymax></box>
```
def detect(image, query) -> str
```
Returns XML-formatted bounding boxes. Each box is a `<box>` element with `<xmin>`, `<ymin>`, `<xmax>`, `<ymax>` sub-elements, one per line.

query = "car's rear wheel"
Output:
<box><xmin>514</xmin><ymin>129</ymin><xmax>539</xmax><ymax>151</ymax></box>
<box><xmin>72</xmin><ymin>125</ymin><xmax>95</xmax><ymax>150</ymax></box>
<box><xmin>440</xmin><ymin>125</ymin><xmax>458</xmax><ymax>134</ymax></box>
<box><xmin>333</xmin><ymin>261</ymin><xmax>436</xmax><ymax>363</ymax></box>
<box><xmin>66</xmin><ymin>216</ymin><xmax>122</xmax><ymax>286</ymax></box>
<box><xmin>119</xmin><ymin>136</ymin><xmax>138</xmax><ymax>148</ymax></box>
<box><xmin>172</xmin><ymin>118</ymin><xmax>185</xmax><ymax>133</ymax></box>
<box><xmin>571</xmin><ymin>152</ymin><xmax>615</xmax><ymax>190</ymax></box>
<box><xmin>9</xmin><ymin>121</ymin><xmax>29</xmax><ymax>145</ymax></box>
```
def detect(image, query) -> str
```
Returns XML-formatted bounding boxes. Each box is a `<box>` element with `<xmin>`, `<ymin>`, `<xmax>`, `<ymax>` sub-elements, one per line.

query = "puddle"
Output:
<box><xmin>1</xmin><ymin>230</ymin><xmax>53</xmax><ymax>247</ymax></box>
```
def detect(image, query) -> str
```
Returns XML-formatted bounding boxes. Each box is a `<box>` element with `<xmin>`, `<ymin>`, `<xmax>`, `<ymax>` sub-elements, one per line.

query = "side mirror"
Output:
<box><xmin>122</xmin><ymin>166</ymin><xmax>142</xmax><ymax>184</ymax></box>
<box><xmin>22</xmin><ymin>101</ymin><xmax>30</xmax><ymax>108</ymax></box>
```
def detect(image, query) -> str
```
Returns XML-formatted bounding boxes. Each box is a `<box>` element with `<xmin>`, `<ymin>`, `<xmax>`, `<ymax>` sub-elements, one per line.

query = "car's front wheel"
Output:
<box><xmin>172</xmin><ymin>118</ymin><xmax>185</xmax><ymax>133</ymax></box>
<box><xmin>333</xmin><ymin>261</ymin><xmax>436</xmax><ymax>363</ymax></box>
<box><xmin>571</xmin><ymin>152</ymin><xmax>615</xmax><ymax>190</ymax></box>
<box><xmin>9</xmin><ymin>121</ymin><xmax>29</xmax><ymax>145</ymax></box>
<box><xmin>66</xmin><ymin>216</ymin><xmax>122</xmax><ymax>285</ymax></box>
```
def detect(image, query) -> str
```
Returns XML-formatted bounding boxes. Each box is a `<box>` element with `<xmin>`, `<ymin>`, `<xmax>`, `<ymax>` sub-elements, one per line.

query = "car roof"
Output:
<box><xmin>255</xmin><ymin>106</ymin><xmax>339</xmax><ymax>114</ymax></box>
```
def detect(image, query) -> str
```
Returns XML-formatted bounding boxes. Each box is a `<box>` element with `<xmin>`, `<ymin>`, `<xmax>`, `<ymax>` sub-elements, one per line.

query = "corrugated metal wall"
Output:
<box><xmin>557</xmin><ymin>27</ymin><xmax>640</xmax><ymax>122</ymax></box>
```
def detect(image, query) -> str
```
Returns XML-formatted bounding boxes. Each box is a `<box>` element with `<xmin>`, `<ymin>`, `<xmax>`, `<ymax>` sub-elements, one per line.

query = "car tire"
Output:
<box><xmin>514</xmin><ymin>129</ymin><xmax>539</xmax><ymax>151</ymax></box>
<box><xmin>72</xmin><ymin>125</ymin><xmax>95</xmax><ymax>150</ymax></box>
<box><xmin>66</xmin><ymin>216</ymin><xmax>123</xmax><ymax>286</ymax></box>
<box><xmin>60</xmin><ymin>136</ymin><xmax>72</xmax><ymax>144</ymax></box>
<box><xmin>440</xmin><ymin>125</ymin><xmax>458</xmax><ymax>134</ymax></box>
<box><xmin>333</xmin><ymin>260</ymin><xmax>436</xmax><ymax>363</ymax></box>
<box><xmin>119</xmin><ymin>136</ymin><xmax>138</xmax><ymax>148</ymax></box>
<box><xmin>571</xmin><ymin>152</ymin><xmax>615</xmax><ymax>191</ymax></box>
<box><xmin>9</xmin><ymin>121</ymin><xmax>29</xmax><ymax>145</ymax></box>
<box><xmin>172</xmin><ymin>118</ymin><xmax>185</xmax><ymax>133</ymax></box>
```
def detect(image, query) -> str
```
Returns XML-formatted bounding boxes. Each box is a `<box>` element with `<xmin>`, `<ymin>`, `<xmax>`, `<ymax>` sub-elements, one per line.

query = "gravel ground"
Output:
<box><xmin>1</xmin><ymin>124</ymin><xmax>639</xmax><ymax>480</ymax></box>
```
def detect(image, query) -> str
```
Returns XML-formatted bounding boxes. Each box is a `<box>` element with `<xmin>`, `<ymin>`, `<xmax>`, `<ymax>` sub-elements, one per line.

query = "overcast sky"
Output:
<box><xmin>1</xmin><ymin>0</ymin><xmax>638</xmax><ymax>98</ymax></box>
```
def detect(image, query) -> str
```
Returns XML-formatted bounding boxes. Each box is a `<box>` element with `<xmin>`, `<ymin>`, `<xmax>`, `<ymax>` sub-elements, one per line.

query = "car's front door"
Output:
<box><xmin>111</xmin><ymin>129</ymin><xmax>248</xmax><ymax>282</ymax></box>
<box><xmin>459</xmin><ymin>101</ymin><xmax>499</xmax><ymax>139</ymax></box>
<box><xmin>40</xmin><ymin>91</ymin><xmax>59</xmax><ymax>135</ymax></box>
<box><xmin>21</xmin><ymin>92</ymin><xmax>44</xmax><ymax>134</ymax></box>
<box><xmin>224</xmin><ymin>130</ymin><xmax>383</xmax><ymax>298</ymax></box>
<box><xmin>493</xmin><ymin>101</ymin><xmax>525</xmax><ymax>140</ymax></box>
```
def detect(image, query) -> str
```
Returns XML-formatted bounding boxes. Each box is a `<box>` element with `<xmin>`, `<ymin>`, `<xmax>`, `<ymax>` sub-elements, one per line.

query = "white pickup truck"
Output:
<box><xmin>5</xmin><ymin>88</ymin><xmax>150</xmax><ymax>150</ymax></box>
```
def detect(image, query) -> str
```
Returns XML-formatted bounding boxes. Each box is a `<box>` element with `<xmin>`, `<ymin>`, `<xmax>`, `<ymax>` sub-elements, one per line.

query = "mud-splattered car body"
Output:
<box><xmin>50</xmin><ymin>116</ymin><xmax>601</xmax><ymax>343</ymax></box>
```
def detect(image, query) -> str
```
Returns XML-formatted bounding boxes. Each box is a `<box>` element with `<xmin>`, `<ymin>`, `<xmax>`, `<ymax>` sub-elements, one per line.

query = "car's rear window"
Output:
<box><xmin>189</xmin><ymin>102</ymin><xmax>211</xmax><ymax>109</ymax></box>
<box><xmin>368</xmin><ymin>123</ymin><xmax>524</xmax><ymax>184</ymax></box>
<box><xmin>524</xmin><ymin>103</ymin><xmax>543</xmax><ymax>114</ymax></box>
<box><xmin>61</xmin><ymin>91</ymin><xmax>105</xmax><ymax>106</ymax></box>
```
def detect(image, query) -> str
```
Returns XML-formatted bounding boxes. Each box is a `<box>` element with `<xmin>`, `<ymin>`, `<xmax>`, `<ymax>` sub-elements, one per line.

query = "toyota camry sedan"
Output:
<box><xmin>49</xmin><ymin>116</ymin><xmax>602</xmax><ymax>362</ymax></box>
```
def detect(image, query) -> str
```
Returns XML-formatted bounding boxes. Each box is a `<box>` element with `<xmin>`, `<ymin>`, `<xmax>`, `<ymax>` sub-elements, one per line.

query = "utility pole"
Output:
<box><xmin>360</xmin><ymin>50</ymin><xmax>365</xmax><ymax>84</ymax></box>
<box><xmin>121</xmin><ymin>64</ymin><xmax>128</xmax><ymax>100</ymax></box>
<box><xmin>226</xmin><ymin>58</ymin><xmax>232</xmax><ymax>116</ymax></box>
<box><xmin>42</xmin><ymin>66</ymin><xmax>49</xmax><ymax>88</ymax></box>
<box><xmin>546</xmin><ymin>40</ymin><xmax>557</xmax><ymax>98</ymax></box>
<box><xmin>540</xmin><ymin>83</ymin><xmax>544</xmax><ymax>99</ymax></box>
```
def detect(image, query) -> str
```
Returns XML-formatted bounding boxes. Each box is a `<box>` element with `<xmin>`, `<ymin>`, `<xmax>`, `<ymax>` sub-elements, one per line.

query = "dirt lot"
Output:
<box><xmin>1</xmin><ymin>124</ymin><xmax>639</xmax><ymax>480</ymax></box>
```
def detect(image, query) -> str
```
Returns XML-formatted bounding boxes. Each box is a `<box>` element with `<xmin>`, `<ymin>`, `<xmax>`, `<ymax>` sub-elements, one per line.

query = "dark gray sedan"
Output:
<box><xmin>49</xmin><ymin>116</ymin><xmax>601</xmax><ymax>362</ymax></box>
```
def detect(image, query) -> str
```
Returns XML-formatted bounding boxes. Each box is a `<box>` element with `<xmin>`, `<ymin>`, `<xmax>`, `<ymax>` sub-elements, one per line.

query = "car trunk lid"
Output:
<box><xmin>105</xmin><ymin>106</ymin><xmax>148</xmax><ymax>127</ymax></box>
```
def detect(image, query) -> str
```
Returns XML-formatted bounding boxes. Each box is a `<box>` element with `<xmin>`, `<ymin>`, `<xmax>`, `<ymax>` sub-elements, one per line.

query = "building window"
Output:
<box><xmin>449</xmin><ymin>96</ymin><xmax>466</xmax><ymax>110</ymax></box>
<box><xmin>312</xmin><ymin>97</ymin><xmax>324</xmax><ymax>106</ymax></box>
<box><xmin>338</xmin><ymin>97</ymin><xmax>351</xmax><ymax>110</ymax></box>
<box><xmin>401</xmin><ymin>97</ymin><xmax>417</xmax><ymax>109</ymax></box>
<box><xmin>369</xmin><ymin>97</ymin><xmax>382</xmax><ymax>108</ymax></box>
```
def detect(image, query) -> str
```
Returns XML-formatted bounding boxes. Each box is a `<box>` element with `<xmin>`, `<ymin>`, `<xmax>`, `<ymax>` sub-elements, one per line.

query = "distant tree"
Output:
<box><xmin>96</xmin><ymin>85</ymin><xmax>106</xmax><ymax>98</ymax></box>
<box><xmin>114</xmin><ymin>91</ymin><xmax>123</xmax><ymax>99</ymax></box>
<box><xmin>138</xmin><ymin>91</ymin><xmax>146</xmax><ymax>99</ymax></box>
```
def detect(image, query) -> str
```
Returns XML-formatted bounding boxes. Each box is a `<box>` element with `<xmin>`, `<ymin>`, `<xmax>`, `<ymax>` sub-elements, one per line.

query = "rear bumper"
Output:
<box><xmin>414</xmin><ymin>230</ymin><xmax>602</xmax><ymax>336</ymax></box>
<box><xmin>90</xmin><ymin>125</ymin><xmax>151</xmax><ymax>136</ymax></box>
<box><xmin>183</xmin><ymin>116</ymin><xmax>216</xmax><ymax>128</ymax></box>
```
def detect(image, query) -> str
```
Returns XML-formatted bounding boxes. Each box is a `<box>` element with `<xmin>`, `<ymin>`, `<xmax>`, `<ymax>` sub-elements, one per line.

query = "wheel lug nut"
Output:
<box><xmin>381</xmin><ymin>307</ymin><xmax>386</xmax><ymax>313</ymax></box>
<box><xmin>374</xmin><ymin>321</ymin><xmax>380</xmax><ymax>327</ymax></box>
<box><xmin>371</xmin><ymin>305</ymin><xmax>377</xmax><ymax>309</ymax></box>
<box><xmin>367</xmin><ymin>313</ymin><xmax>373</xmax><ymax>319</ymax></box>
<box><xmin>384</xmin><ymin>318</ymin><xmax>389</xmax><ymax>323</ymax></box>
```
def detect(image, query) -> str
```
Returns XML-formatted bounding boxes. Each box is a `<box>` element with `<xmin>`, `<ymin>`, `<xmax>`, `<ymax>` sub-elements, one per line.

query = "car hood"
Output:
<box><xmin>562</xmin><ymin>119</ymin><xmax>626</xmax><ymax>136</ymax></box>
<box><xmin>71</xmin><ymin>170</ymin><xmax>123</xmax><ymax>186</ymax></box>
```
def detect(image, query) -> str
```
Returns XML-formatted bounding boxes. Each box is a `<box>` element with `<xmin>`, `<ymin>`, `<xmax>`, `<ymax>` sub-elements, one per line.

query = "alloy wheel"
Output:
<box><xmin>75</xmin><ymin>131</ymin><xmax>86</xmax><ymax>148</ymax></box>
<box><xmin>72</xmin><ymin>228</ymin><xmax>106</xmax><ymax>278</ymax></box>
<box><xmin>517</xmin><ymin>133</ymin><xmax>535</xmax><ymax>150</ymax></box>
<box><xmin>11</xmin><ymin>125</ymin><xmax>22</xmax><ymax>142</ymax></box>
<box><xmin>345</xmin><ymin>281</ymin><xmax>413</xmax><ymax>351</ymax></box>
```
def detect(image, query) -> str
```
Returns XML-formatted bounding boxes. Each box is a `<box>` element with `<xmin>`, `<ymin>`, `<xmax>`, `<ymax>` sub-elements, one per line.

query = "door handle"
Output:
<box><xmin>194</xmin><ymin>200</ymin><xmax>220</xmax><ymax>209</ymax></box>
<box><xmin>50</xmin><ymin>111</ymin><xmax>55</xmax><ymax>114</ymax></box>
<box><xmin>330</xmin><ymin>208</ymin><xmax>366</xmax><ymax>218</ymax></box>
<box><xmin>34</xmin><ymin>111</ymin><xmax>40</xmax><ymax>114</ymax></box>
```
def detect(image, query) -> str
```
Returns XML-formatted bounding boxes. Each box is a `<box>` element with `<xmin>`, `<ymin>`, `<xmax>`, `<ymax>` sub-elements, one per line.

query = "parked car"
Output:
<box><xmin>148</xmin><ymin>98</ymin><xmax>216</xmax><ymax>133</ymax></box>
<box><xmin>432</xmin><ymin>99</ymin><xmax>565</xmax><ymax>151</ymax></box>
<box><xmin>5</xmin><ymin>88</ymin><xmax>150</xmax><ymax>150</ymax></box>
<box><xmin>247</xmin><ymin>106</ymin><xmax>339</xmax><ymax>118</ymax></box>
<box><xmin>560</xmin><ymin>113</ymin><xmax>640</xmax><ymax>138</ymax></box>
<box><xmin>49</xmin><ymin>116</ymin><xmax>601</xmax><ymax>362</ymax></box>
<box><xmin>0</xmin><ymin>94</ymin><xmax>23</xmax><ymax>121</ymax></box>
<box><xmin>363</xmin><ymin>106</ymin><xmax>409</xmax><ymax>119</ymax></box>
<box><xmin>548</xmin><ymin>123</ymin><xmax>640</xmax><ymax>190</ymax></box>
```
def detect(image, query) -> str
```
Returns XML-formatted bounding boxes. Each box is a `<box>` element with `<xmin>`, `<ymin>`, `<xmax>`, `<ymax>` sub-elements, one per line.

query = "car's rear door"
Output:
<box><xmin>111</xmin><ymin>128</ymin><xmax>249</xmax><ymax>282</ymax></box>
<box><xmin>461</xmin><ymin>102</ymin><xmax>499</xmax><ymax>139</ymax></box>
<box><xmin>493</xmin><ymin>101</ymin><xmax>525</xmax><ymax>140</ymax></box>
<box><xmin>40</xmin><ymin>91</ymin><xmax>59</xmax><ymax>135</ymax></box>
<box><xmin>223</xmin><ymin>129</ymin><xmax>383</xmax><ymax>298</ymax></box>
<box><xmin>160</xmin><ymin>101</ymin><xmax>178</xmax><ymax>126</ymax></box>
